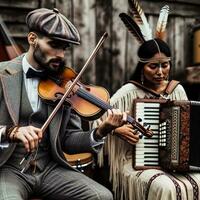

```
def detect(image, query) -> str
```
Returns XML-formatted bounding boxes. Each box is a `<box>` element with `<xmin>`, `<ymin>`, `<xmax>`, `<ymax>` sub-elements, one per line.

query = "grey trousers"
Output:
<box><xmin>0</xmin><ymin>162</ymin><xmax>113</xmax><ymax>200</ymax></box>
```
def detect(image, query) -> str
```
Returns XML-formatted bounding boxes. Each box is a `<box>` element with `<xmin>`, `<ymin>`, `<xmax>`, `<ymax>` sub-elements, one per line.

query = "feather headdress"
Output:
<box><xmin>128</xmin><ymin>0</ymin><xmax>152</xmax><ymax>41</ymax></box>
<box><xmin>155</xmin><ymin>5</ymin><xmax>169</xmax><ymax>40</ymax></box>
<box><xmin>119</xmin><ymin>13</ymin><xmax>145</xmax><ymax>44</ymax></box>
<box><xmin>119</xmin><ymin>0</ymin><xmax>169</xmax><ymax>43</ymax></box>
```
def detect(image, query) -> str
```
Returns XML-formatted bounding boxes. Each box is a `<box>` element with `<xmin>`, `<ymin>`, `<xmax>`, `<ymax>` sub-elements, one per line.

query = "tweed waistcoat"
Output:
<box><xmin>6</xmin><ymin>80</ymin><xmax>51</xmax><ymax>172</ymax></box>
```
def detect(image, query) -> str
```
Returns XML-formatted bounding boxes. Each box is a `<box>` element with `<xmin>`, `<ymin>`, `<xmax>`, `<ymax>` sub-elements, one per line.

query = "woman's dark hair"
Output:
<box><xmin>130</xmin><ymin>38</ymin><xmax>171</xmax><ymax>82</ymax></box>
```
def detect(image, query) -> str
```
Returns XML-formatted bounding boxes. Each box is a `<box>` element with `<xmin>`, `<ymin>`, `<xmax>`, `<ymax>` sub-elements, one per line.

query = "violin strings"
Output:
<box><xmin>77</xmin><ymin>88</ymin><xmax>146</xmax><ymax>134</ymax></box>
<box><xmin>77</xmin><ymin>88</ymin><xmax>135</xmax><ymax>123</ymax></box>
<box><xmin>77</xmin><ymin>88</ymin><xmax>112</xmax><ymax>111</ymax></box>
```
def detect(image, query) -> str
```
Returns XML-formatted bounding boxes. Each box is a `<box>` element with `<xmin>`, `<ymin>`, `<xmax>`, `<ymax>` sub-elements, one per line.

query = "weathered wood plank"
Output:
<box><xmin>0</xmin><ymin>0</ymin><xmax>39</xmax><ymax>9</ymax></box>
<box><xmin>183</xmin><ymin>17</ymin><xmax>194</xmax><ymax>66</ymax></box>
<box><xmin>167</xmin><ymin>17</ymin><xmax>176</xmax><ymax>78</ymax></box>
<box><xmin>141</xmin><ymin>1</ymin><xmax>200</xmax><ymax>17</ymax></box>
<box><xmin>95</xmin><ymin>0</ymin><xmax>113</xmax><ymax>92</ymax></box>
<box><xmin>56</xmin><ymin>0</ymin><xmax>73</xmax><ymax>68</ymax></box>
<box><xmin>169</xmin><ymin>0</ymin><xmax>200</xmax><ymax>5</ymax></box>
<box><xmin>111</xmin><ymin>0</ymin><xmax>128</xmax><ymax>92</ymax></box>
<box><xmin>126</xmin><ymin>31</ymin><xmax>140</xmax><ymax>82</ymax></box>
<box><xmin>40</xmin><ymin>0</ymin><xmax>55</xmax><ymax>8</ymax></box>
<box><xmin>72</xmin><ymin>0</ymin><xmax>96</xmax><ymax>84</ymax></box>
<box><xmin>0</xmin><ymin>9</ymin><xmax>31</xmax><ymax>23</ymax></box>
<box><xmin>174</xmin><ymin>17</ymin><xmax>185</xmax><ymax>80</ymax></box>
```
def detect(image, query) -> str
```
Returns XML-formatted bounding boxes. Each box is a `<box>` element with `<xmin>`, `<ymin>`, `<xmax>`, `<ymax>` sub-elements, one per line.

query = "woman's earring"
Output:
<box><xmin>33</xmin><ymin>41</ymin><xmax>38</xmax><ymax>48</ymax></box>
<box><xmin>141</xmin><ymin>72</ymin><xmax>144</xmax><ymax>85</ymax></box>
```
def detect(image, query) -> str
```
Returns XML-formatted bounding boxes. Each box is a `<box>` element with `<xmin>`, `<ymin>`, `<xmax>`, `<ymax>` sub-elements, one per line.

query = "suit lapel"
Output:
<box><xmin>0</xmin><ymin>70</ymin><xmax>22</xmax><ymax>125</ymax></box>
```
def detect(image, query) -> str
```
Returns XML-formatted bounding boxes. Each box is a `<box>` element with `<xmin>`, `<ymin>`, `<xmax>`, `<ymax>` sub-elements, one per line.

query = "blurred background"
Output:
<box><xmin>1</xmin><ymin>0</ymin><xmax>200</xmax><ymax>99</ymax></box>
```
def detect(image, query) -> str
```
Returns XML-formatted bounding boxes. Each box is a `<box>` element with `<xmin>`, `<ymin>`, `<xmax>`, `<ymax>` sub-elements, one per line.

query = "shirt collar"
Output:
<box><xmin>22</xmin><ymin>54</ymin><xmax>44</xmax><ymax>75</ymax></box>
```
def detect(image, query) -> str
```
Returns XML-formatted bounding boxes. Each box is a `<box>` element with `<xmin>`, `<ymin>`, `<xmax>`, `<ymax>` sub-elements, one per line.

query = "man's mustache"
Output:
<box><xmin>49</xmin><ymin>58</ymin><xmax>65</xmax><ymax>64</ymax></box>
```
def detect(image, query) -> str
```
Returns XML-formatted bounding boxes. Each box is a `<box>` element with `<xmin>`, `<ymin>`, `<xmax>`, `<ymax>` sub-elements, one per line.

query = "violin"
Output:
<box><xmin>38</xmin><ymin>67</ymin><xmax>110</xmax><ymax>120</ymax></box>
<box><xmin>38</xmin><ymin>67</ymin><xmax>153</xmax><ymax>138</ymax></box>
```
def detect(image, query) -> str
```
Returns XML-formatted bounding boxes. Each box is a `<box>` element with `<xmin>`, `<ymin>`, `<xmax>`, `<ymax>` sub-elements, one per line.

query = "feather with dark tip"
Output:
<box><xmin>156</xmin><ymin>5</ymin><xmax>169</xmax><ymax>40</ymax></box>
<box><xmin>119</xmin><ymin>13</ymin><xmax>145</xmax><ymax>44</ymax></box>
<box><xmin>128</xmin><ymin>0</ymin><xmax>152</xmax><ymax>41</ymax></box>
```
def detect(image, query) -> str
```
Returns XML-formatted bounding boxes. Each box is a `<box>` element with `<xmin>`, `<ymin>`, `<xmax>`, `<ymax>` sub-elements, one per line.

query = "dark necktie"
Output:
<box><xmin>26</xmin><ymin>68</ymin><xmax>46</xmax><ymax>79</ymax></box>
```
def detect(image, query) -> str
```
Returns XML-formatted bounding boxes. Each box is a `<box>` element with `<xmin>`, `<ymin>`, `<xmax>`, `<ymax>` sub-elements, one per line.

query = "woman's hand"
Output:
<box><xmin>10</xmin><ymin>126</ymin><xmax>43</xmax><ymax>152</ymax></box>
<box><xmin>114</xmin><ymin>124</ymin><xmax>140</xmax><ymax>145</ymax></box>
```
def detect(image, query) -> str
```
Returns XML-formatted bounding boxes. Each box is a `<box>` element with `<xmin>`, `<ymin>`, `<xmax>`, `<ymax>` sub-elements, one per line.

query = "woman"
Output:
<box><xmin>112</xmin><ymin>39</ymin><xmax>187</xmax><ymax>145</ymax></box>
<box><xmin>95</xmin><ymin>39</ymin><xmax>197</xmax><ymax>200</ymax></box>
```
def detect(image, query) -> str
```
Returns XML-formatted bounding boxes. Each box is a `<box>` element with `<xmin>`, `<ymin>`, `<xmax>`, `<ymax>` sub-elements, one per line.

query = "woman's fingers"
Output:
<box><xmin>119</xmin><ymin>135</ymin><xmax>139</xmax><ymax>145</ymax></box>
<box><xmin>114</xmin><ymin>124</ymin><xmax>140</xmax><ymax>144</ymax></box>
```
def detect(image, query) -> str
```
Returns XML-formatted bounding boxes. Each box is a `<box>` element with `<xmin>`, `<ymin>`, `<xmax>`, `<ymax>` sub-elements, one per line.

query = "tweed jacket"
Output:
<box><xmin>0</xmin><ymin>55</ymin><xmax>95</xmax><ymax>168</ymax></box>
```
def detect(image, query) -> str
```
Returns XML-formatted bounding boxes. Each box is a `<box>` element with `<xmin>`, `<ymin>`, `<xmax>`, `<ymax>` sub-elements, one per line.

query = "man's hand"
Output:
<box><xmin>10</xmin><ymin>126</ymin><xmax>43</xmax><ymax>152</ymax></box>
<box><xmin>95</xmin><ymin>109</ymin><xmax>127</xmax><ymax>139</ymax></box>
<box><xmin>113</xmin><ymin>124</ymin><xmax>140</xmax><ymax>145</ymax></box>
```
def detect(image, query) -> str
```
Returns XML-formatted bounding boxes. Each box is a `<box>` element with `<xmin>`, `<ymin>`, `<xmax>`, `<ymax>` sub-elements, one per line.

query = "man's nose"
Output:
<box><xmin>56</xmin><ymin>49</ymin><xmax>65</xmax><ymax>58</ymax></box>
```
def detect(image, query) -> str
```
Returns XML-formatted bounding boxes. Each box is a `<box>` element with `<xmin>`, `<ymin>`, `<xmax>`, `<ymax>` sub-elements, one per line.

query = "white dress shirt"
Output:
<box><xmin>22</xmin><ymin>54</ymin><xmax>42</xmax><ymax>112</ymax></box>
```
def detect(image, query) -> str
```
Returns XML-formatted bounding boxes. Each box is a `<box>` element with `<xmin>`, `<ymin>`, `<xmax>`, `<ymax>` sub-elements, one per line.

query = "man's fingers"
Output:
<box><xmin>126</xmin><ymin>124</ymin><xmax>134</xmax><ymax>128</ymax></box>
<box><xmin>18</xmin><ymin>134</ymin><xmax>30</xmax><ymax>152</ymax></box>
<box><xmin>24</xmin><ymin>132</ymin><xmax>36</xmax><ymax>152</ymax></box>
<box><xmin>30</xmin><ymin>127</ymin><xmax>42</xmax><ymax>138</ymax></box>
<box><xmin>111</xmin><ymin>109</ymin><xmax>127</xmax><ymax>123</ymax></box>
<box><xmin>29</xmin><ymin>130</ymin><xmax>40</xmax><ymax>150</ymax></box>
<box><xmin>13</xmin><ymin>126</ymin><xmax>43</xmax><ymax>152</ymax></box>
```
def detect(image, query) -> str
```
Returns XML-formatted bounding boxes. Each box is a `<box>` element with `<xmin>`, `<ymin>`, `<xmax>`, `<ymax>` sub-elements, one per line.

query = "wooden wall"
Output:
<box><xmin>1</xmin><ymin>0</ymin><xmax>200</xmax><ymax>95</ymax></box>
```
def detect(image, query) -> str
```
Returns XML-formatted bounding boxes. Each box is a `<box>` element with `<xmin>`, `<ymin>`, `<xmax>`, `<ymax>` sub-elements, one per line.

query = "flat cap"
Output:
<box><xmin>26</xmin><ymin>8</ymin><xmax>80</xmax><ymax>45</ymax></box>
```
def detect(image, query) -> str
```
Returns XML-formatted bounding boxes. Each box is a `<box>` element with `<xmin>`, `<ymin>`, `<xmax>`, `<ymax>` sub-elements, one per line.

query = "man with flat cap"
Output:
<box><xmin>0</xmin><ymin>8</ymin><xmax>125</xmax><ymax>200</ymax></box>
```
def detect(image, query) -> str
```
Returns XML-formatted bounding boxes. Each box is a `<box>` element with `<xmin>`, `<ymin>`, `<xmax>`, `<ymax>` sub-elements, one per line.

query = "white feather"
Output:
<box><xmin>156</xmin><ymin>5</ymin><xmax>169</xmax><ymax>38</ymax></box>
<box><xmin>129</xmin><ymin>0</ymin><xmax>152</xmax><ymax>41</ymax></box>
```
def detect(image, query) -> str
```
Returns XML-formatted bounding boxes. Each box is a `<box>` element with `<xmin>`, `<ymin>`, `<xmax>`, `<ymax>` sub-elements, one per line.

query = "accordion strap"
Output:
<box><xmin>127</xmin><ymin>80</ymin><xmax>180</xmax><ymax>99</ymax></box>
<box><xmin>165</xmin><ymin>80</ymin><xmax>180</xmax><ymax>95</ymax></box>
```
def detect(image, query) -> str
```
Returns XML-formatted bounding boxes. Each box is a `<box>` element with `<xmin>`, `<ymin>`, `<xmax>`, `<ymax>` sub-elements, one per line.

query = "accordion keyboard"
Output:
<box><xmin>135</xmin><ymin>102</ymin><xmax>160</xmax><ymax>167</ymax></box>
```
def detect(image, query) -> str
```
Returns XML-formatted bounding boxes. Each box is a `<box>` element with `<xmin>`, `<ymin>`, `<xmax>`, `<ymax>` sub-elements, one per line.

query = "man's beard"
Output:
<box><xmin>33</xmin><ymin>45</ymin><xmax>66</xmax><ymax>76</ymax></box>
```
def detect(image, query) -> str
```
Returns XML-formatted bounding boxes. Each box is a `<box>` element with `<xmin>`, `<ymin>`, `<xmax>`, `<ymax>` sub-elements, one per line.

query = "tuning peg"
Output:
<box><xmin>135</xmin><ymin>129</ymin><xmax>143</xmax><ymax>139</ymax></box>
<box><xmin>143</xmin><ymin>122</ymin><xmax>148</xmax><ymax>127</ymax></box>
<box><xmin>139</xmin><ymin>133</ymin><xmax>143</xmax><ymax>139</ymax></box>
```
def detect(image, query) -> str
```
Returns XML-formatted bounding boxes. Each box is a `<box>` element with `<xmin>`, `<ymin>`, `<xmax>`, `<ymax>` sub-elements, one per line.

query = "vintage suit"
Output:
<box><xmin>0</xmin><ymin>55</ymin><xmax>95</xmax><ymax>167</ymax></box>
<box><xmin>0</xmin><ymin>55</ymin><xmax>112</xmax><ymax>200</ymax></box>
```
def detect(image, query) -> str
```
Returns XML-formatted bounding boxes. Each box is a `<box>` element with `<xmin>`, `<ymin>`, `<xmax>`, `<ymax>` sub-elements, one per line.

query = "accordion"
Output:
<box><xmin>132</xmin><ymin>99</ymin><xmax>200</xmax><ymax>172</ymax></box>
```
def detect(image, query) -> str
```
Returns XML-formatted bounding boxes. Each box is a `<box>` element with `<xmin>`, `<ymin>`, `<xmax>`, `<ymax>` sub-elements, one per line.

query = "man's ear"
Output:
<box><xmin>28</xmin><ymin>32</ymin><xmax>38</xmax><ymax>47</ymax></box>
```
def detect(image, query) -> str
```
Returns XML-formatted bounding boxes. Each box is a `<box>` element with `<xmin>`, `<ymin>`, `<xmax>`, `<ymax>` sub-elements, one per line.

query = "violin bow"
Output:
<box><xmin>41</xmin><ymin>32</ymin><xmax>108</xmax><ymax>132</ymax></box>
